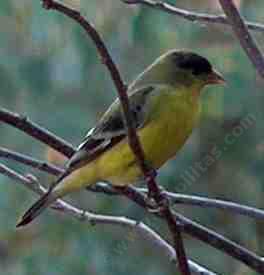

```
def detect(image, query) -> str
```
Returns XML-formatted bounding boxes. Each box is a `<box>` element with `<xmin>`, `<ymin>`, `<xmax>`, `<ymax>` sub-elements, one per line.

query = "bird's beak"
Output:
<box><xmin>206</xmin><ymin>69</ymin><xmax>226</xmax><ymax>85</ymax></box>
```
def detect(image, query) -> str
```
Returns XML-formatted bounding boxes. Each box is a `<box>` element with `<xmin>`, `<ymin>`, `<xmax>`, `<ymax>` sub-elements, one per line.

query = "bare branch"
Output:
<box><xmin>218</xmin><ymin>0</ymin><xmax>264</xmax><ymax>78</ymax></box>
<box><xmin>2</xmin><ymin>142</ymin><xmax>264</xmax><ymax>226</ymax></box>
<box><xmin>2</xmin><ymin>143</ymin><xmax>264</xmax><ymax>273</ymax></box>
<box><xmin>104</xmin><ymin>185</ymin><xmax>264</xmax><ymax>273</ymax></box>
<box><xmin>113</xmin><ymin>187</ymin><xmax>264</xmax><ymax>274</ymax></box>
<box><xmin>0</xmin><ymin>147</ymin><xmax>63</xmax><ymax>176</ymax></box>
<box><xmin>0</xmin><ymin>108</ymin><xmax>75</xmax><ymax>157</ymax></box>
<box><xmin>4</xmin><ymin>148</ymin><xmax>264</xmax><ymax>222</ymax></box>
<box><xmin>175</xmin><ymin>211</ymin><xmax>264</xmax><ymax>274</ymax></box>
<box><xmin>123</xmin><ymin>0</ymin><xmax>264</xmax><ymax>78</ymax></box>
<box><xmin>122</xmin><ymin>0</ymin><xmax>264</xmax><ymax>33</ymax></box>
<box><xmin>0</xmin><ymin>163</ymin><xmax>215</xmax><ymax>275</ymax></box>
<box><xmin>3</xmin><ymin>142</ymin><xmax>264</xmax><ymax>221</ymax></box>
<box><xmin>90</xmin><ymin>185</ymin><xmax>264</xmax><ymax>221</ymax></box>
<box><xmin>165</xmin><ymin>192</ymin><xmax>264</xmax><ymax>220</ymax></box>
<box><xmin>2</xmin><ymin>163</ymin><xmax>174</xmax><ymax>261</ymax></box>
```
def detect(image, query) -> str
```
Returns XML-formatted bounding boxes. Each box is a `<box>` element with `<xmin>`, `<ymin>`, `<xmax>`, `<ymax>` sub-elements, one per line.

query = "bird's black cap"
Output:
<box><xmin>172</xmin><ymin>51</ymin><xmax>212</xmax><ymax>75</ymax></box>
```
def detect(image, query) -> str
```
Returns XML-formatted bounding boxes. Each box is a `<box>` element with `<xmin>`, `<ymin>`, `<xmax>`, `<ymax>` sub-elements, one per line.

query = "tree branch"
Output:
<box><xmin>93</xmin><ymin>185</ymin><xmax>264</xmax><ymax>221</ymax></box>
<box><xmin>123</xmin><ymin>0</ymin><xmax>264</xmax><ymax>79</ymax></box>
<box><xmin>2</xmin><ymin>146</ymin><xmax>264</xmax><ymax>222</ymax></box>
<box><xmin>173</xmin><ymin>211</ymin><xmax>264</xmax><ymax>274</ymax></box>
<box><xmin>165</xmin><ymin>192</ymin><xmax>264</xmax><ymax>220</ymax></box>
<box><xmin>122</xmin><ymin>0</ymin><xmax>264</xmax><ymax>33</ymax></box>
<box><xmin>107</xmin><ymin>184</ymin><xmax>264</xmax><ymax>273</ymax></box>
<box><xmin>0</xmin><ymin>146</ymin><xmax>63</xmax><ymax>175</ymax></box>
<box><xmin>1</xmin><ymin>163</ymin><xmax>215</xmax><ymax>275</ymax></box>
<box><xmin>0</xmin><ymin>108</ymin><xmax>75</xmax><ymax>158</ymax></box>
<box><xmin>118</xmin><ymin>187</ymin><xmax>264</xmax><ymax>274</ymax></box>
<box><xmin>218</xmin><ymin>0</ymin><xmax>264</xmax><ymax>78</ymax></box>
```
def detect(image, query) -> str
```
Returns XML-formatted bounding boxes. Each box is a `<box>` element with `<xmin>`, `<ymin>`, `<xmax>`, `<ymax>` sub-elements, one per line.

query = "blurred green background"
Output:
<box><xmin>0</xmin><ymin>0</ymin><xmax>264</xmax><ymax>274</ymax></box>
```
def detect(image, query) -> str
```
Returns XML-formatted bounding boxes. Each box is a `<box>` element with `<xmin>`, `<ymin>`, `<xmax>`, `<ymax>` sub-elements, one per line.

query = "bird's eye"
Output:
<box><xmin>136</xmin><ymin>105</ymin><xmax>141</xmax><ymax>112</ymax></box>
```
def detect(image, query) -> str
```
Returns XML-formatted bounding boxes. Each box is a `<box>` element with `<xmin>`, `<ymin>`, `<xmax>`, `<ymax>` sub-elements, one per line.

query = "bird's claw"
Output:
<box><xmin>147</xmin><ymin>185</ymin><xmax>165</xmax><ymax>200</ymax></box>
<box><xmin>145</xmin><ymin>187</ymin><xmax>170</xmax><ymax>213</ymax></box>
<box><xmin>146</xmin><ymin>199</ymin><xmax>169</xmax><ymax>213</ymax></box>
<box><xmin>145</xmin><ymin>168</ymin><xmax>157</xmax><ymax>182</ymax></box>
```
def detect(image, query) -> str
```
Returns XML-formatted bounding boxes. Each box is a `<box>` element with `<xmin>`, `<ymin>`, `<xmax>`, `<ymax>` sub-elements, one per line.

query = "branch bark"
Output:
<box><xmin>218</xmin><ymin>0</ymin><xmax>264</xmax><ymax>78</ymax></box>
<box><xmin>118</xmin><ymin>187</ymin><xmax>264</xmax><ymax>274</ymax></box>
<box><xmin>0</xmin><ymin>146</ymin><xmax>63</xmax><ymax>176</ymax></box>
<box><xmin>122</xmin><ymin>0</ymin><xmax>264</xmax><ymax>33</ymax></box>
<box><xmin>165</xmin><ymin>192</ymin><xmax>264</xmax><ymax>220</ymax></box>
<box><xmin>2</xmin><ymin>147</ymin><xmax>264</xmax><ymax>222</ymax></box>
<box><xmin>0</xmin><ymin>108</ymin><xmax>75</xmax><ymax>157</ymax></box>
<box><xmin>93</xmin><ymin>185</ymin><xmax>264</xmax><ymax>221</ymax></box>
<box><xmin>1</xmin><ymin>163</ymin><xmax>215</xmax><ymax>275</ymax></box>
<box><xmin>123</xmin><ymin>0</ymin><xmax>264</xmax><ymax>79</ymax></box>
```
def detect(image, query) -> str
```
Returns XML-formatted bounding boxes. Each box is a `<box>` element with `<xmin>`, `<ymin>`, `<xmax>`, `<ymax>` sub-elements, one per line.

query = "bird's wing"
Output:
<box><xmin>65</xmin><ymin>85</ymin><xmax>156</xmax><ymax>173</ymax></box>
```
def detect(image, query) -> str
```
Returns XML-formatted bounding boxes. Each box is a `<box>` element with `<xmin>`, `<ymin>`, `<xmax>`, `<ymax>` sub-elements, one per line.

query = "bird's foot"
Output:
<box><xmin>145</xmin><ymin>168</ymin><xmax>157</xmax><ymax>183</ymax></box>
<box><xmin>144</xmin><ymin>196</ymin><xmax>157</xmax><ymax>211</ymax></box>
<box><xmin>147</xmin><ymin>197</ymin><xmax>170</xmax><ymax>214</ymax></box>
<box><xmin>146</xmin><ymin>183</ymin><xmax>165</xmax><ymax>200</ymax></box>
<box><xmin>145</xmin><ymin>186</ymin><xmax>170</xmax><ymax>213</ymax></box>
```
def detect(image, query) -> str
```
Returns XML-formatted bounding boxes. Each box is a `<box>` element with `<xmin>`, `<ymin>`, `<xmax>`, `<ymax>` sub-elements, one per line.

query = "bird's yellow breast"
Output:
<box><xmin>95</xmin><ymin>88</ymin><xmax>201</xmax><ymax>185</ymax></box>
<box><xmin>53</xmin><ymin>87</ymin><xmax>201</xmax><ymax>197</ymax></box>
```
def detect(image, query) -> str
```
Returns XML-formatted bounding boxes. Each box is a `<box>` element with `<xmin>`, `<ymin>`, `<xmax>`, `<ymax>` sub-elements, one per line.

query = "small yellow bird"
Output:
<box><xmin>17</xmin><ymin>50</ymin><xmax>225</xmax><ymax>227</ymax></box>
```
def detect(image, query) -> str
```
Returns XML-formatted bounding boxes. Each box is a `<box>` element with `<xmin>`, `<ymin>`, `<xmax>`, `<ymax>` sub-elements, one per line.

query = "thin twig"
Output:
<box><xmin>123</xmin><ymin>0</ymin><xmax>264</xmax><ymax>78</ymax></box>
<box><xmin>0</xmin><ymin>108</ymin><xmax>75</xmax><ymax>157</ymax></box>
<box><xmin>3</xmin><ymin>148</ymin><xmax>264</xmax><ymax>222</ymax></box>
<box><xmin>165</xmin><ymin>192</ymin><xmax>264</xmax><ymax>220</ymax></box>
<box><xmin>174</xmin><ymin>211</ymin><xmax>264</xmax><ymax>274</ymax></box>
<box><xmin>118</xmin><ymin>187</ymin><xmax>264</xmax><ymax>274</ymax></box>
<box><xmin>0</xmin><ymin>147</ymin><xmax>63</xmax><ymax>176</ymax></box>
<box><xmin>1</xmin><ymin>163</ymin><xmax>215</xmax><ymax>275</ymax></box>
<box><xmin>218</xmin><ymin>0</ymin><xmax>264</xmax><ymax>78</ymax></box>
<box><xmin>122</xmin><ymin>0</ymin><xmax>264</xmax><ymax>33</ymax></box>
<box><xmin>92</xmin><ymin>185</ymin><xmax>264</xmax><ymax>221</ymax></box>
<box><xmin>41</xmin><ymin>1</ymin><xmax>191</xmax><ymax>274</ymax></box>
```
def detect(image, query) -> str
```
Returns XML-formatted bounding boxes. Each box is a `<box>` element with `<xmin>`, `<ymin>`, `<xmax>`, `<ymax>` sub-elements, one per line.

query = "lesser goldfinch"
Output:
<box><xmin>17</xmin><ymin>50</ymin><xmax>225</xmax><ymax>227</ymax></box>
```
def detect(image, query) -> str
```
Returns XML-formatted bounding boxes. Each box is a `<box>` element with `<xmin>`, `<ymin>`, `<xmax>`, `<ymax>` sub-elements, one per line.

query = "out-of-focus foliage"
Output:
<box><xmin>0</xmin><ymin>0</ymin><xmax>264</xmax><ymax>274</ymax></box>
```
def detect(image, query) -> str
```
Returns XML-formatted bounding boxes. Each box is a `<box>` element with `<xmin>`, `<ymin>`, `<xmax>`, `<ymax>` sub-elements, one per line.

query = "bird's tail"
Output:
<box><xmin>16</xmin><ymin>190</ymin><xmax>56</xmax><ymax>228</ymax></box>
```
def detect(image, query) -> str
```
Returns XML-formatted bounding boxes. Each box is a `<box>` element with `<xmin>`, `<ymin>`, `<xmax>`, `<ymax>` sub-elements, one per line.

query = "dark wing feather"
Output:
<box><xmin>64</xmin><ymin>85</ymin><xmax>155</xmax><ymax>173</ymax></box>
